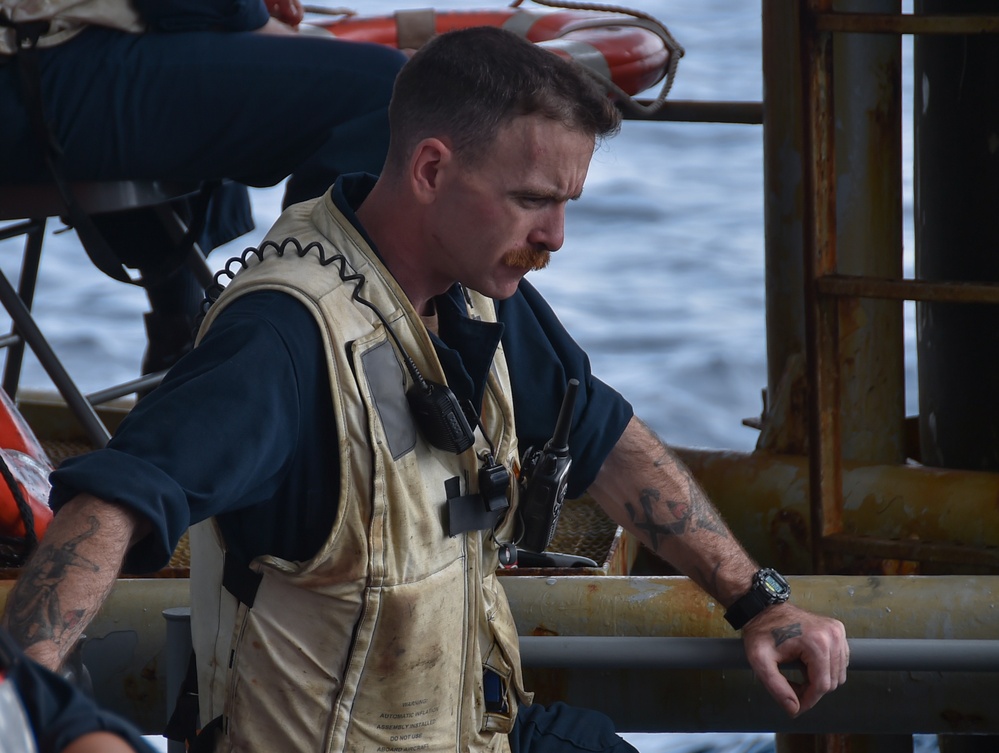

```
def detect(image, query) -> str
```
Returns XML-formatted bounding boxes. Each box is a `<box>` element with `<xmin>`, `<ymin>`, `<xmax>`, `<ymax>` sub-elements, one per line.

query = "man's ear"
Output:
<box><xmin>410</xmin><ymin>137</ymin><xmax>453</xmax><ymax>204</ymax></box>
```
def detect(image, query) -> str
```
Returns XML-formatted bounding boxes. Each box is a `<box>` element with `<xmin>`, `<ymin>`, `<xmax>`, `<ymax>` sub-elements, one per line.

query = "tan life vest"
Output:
<box><xmin>189</xmin><ymin>193</ymin><xmax>532</xmax><ymax>753</ymax></box>
<box><xmin>0</xmin><ymin>0</ymin><xmax>143</xmax><ymax>55</ymax></box>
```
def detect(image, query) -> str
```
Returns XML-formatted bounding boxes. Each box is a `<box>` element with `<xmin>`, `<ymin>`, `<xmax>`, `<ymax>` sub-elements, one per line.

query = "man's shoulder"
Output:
<box><xmin>202</xmin><ymin>289</ymin><xmax>324</xmax><ymax>362</ymax></box>
<box><xmin>208</xmin><ymin>287</ymin><xmax>315</xmax><ymax>324</ymax></box>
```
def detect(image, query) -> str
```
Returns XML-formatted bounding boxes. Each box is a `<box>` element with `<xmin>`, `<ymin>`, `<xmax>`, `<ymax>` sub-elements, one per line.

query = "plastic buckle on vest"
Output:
<box><xmin>443</xmin><ymin>467</ymin><xmax>510</xmax><ymax>537</ymax></box>
<box><xmin>483</xmin><ymin>670</ymin><xmax>508</xmax><ymax>714</ymax></box>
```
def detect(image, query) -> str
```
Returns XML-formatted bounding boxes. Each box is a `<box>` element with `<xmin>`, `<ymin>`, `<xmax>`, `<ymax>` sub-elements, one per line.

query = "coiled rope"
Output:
<box><xmin>305</xmin><ymin>1</ymin><xmax>684</xmax><ymax>117</ymax></box>
<box><xmin>510</xmin><ymin>0</ymin><xmax>684</xmax><ymax>116</ymax></box>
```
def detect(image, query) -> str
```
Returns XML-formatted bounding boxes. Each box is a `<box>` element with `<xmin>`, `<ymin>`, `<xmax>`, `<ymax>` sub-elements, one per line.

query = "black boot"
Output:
<box><xmin>139</xmin><ymin>264</ymin><xmax>204</xmax><ymax>397</ymax></box>
<box><xmin>141</xmin><ymin>311</ymin><xmax>197</xmax><ymax>377</ymax></box>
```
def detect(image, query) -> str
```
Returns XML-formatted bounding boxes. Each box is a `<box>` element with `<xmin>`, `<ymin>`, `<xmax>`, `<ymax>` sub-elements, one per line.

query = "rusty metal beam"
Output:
<box><xmin>817</xmin><ymin>274</ymin><xmax>999</xmax><ymax>304</ymax></box>
<box><xmin>672</xmin><ymin>446</ymin><xmax>999</xmax><ymax>573</ymax></box>
<box><xmin>822</xmin><ymin>532</ymin><xmax>999</xmax><ymax>569</ymax></box>
<box><xmin>520</xmin><ymin>636</ymin><xmax>999</xmax><ymax>672</ymax></box>
<box><xmin>816</xmin><ymin>13</ymin><xmax>999</xmax><ymax>35</ymax></box>
<box><xmin>505</xmin><ymin>575</ymin><xmax>999</xmax><ymax>734</ymax></box>
<box><xmin>626</xmin><ymin>99</ymin><xmax>763</xmax><ymax>124</ymax></box>
<box><xmin>2</xmin><ymin>574</ymin><xmax>999</xmax><ymax>735</ymax></box>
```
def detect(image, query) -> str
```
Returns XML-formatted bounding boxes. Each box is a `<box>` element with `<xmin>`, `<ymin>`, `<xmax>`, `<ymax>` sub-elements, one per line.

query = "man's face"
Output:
<box><xmin>427</xmin><ymin>114</ymin><xmax>595</xmax><ymax>300</ymax></box>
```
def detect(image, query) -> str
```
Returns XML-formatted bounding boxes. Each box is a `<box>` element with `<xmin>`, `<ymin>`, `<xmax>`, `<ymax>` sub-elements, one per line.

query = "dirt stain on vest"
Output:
<box><xmin>373</xmin><ymin>591</ymin><xmax>447</xmax><ymax>678</ymax></box>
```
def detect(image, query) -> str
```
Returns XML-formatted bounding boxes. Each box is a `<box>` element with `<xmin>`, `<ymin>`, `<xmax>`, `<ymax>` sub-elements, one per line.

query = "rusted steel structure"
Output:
<box><xmin>797</xmin><ymin>0</ymin><xmax>999</xmax><ymax>573</ymax></box>
<box><xmin>4</xmin><ymin>575</ymin><xmax>996</xmax><ymax>738</ymax></box>
<box><xmin>5</xmin><ymin>3</ymin><xmax>999</xmax><ymax>750</ymax></box>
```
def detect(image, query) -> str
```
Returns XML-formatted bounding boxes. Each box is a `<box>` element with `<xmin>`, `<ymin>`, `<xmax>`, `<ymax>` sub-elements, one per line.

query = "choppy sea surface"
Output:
<box><xmin>4</xmin><ymin>0</ymin><xmax>923</xmax><ymax>450</ymax></box>
<box><xmin>1</xmin><ymin>1</ymin><xmax>935</xmax><ymax>751</ymax></box>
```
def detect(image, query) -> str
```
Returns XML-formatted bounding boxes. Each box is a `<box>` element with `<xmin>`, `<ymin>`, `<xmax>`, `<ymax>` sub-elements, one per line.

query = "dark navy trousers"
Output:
<box><xmin>0</xmin><ymin>25</ymin><xmax>406</xmax><ymax>267</ymax></box>
<box><xmin>0</xmin><ymin>25</ymin><xmax>405</xmax><ymax>201</ymax></box>
<box><xmin>513</xmin><ymin>703</ymin><xmax>640</xmax><ymax>753</ymax></box>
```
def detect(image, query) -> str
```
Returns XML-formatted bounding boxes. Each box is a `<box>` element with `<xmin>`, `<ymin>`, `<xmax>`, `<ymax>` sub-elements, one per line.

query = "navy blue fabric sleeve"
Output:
<box><xmin>134</xmin><ymin>0</ymin><xmax>269</xmax><ymax>32</ymax></box>
<box><xmin>497</xmin><ymin>280</ymin><xmax>633</xmax><ymax>499</ymax></box>
<box><xmin>1</xmin><ymin>630</ymin><xmax>154</xmax><ymax>753</ymax></box>
<box><xmin>49</xmin><ymin>292</ymin><xmax>314</xmax><ymax>573</ymax></box>
<box><xmin>511</xmin><ymin>703</ymin><xmax>637</xmax><ymax>753</ymax></box>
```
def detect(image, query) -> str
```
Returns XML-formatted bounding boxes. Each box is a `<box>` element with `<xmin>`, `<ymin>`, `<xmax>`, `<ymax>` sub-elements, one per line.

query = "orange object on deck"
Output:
<box><xmin>0</xmin><ymin>389</ymin><xmax>52</xmax><ymax>549</ymax></box>
<box><xmin>313</xmin><ymin>7</ymin><xmax>678</xmax><ymax>98</ymax></box>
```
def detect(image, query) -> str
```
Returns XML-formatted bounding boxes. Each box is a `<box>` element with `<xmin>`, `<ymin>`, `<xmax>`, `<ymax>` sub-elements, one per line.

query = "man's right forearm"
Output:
<box><xmin>1</xmin><ymin>494</ymin><xmax>147</xmax><ymax>670</ymax></box>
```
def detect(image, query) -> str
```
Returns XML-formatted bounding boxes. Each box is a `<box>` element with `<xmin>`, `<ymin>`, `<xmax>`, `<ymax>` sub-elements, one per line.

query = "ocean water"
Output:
<box><xmin>4</xmin><ymin>0</ymin><xmax>922</xmax><ymax>451</ymax></box>
<box><xmin>1</xmin><ymin>0</ymin><xmax>779</xmax><ymax>452</ymax></box>
<box><xmin>1</xmin><ymin>1</ymin><xmax>932</xmax><ymax>751</ymax></box>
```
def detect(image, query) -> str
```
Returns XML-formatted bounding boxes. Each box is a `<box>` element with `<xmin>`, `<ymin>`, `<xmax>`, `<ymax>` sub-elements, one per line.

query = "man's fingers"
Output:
<box><xmin>792</xmin><ymin>627</ymin><xmax>849</xmax><ymax>714</ymax></box>
<box><xmin>752</xmin><ymin>660</ymin><xmax>802</xmax><ymax>718</ymax></box>
<box><xmin>744</xmin><ymin>609</ymin><xmax>849</xmax><ymax>718</ymax></box>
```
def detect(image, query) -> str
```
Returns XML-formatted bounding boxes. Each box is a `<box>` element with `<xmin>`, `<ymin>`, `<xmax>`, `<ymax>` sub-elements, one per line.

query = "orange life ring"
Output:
<box><xmin>0</xmin><ymin>389</ymin><xmax>52</xmax><ymax>563</ymax></box>
<box><xmin>311</xmin><ymin>7</ymin><xmax>679</xmax><ymax>99</ymax></box>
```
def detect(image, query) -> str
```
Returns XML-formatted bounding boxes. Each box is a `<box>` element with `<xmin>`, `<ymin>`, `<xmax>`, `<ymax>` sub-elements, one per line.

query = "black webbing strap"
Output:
<box><xmin>190</xmin><ymin>715</ymin><xmax>224</xmax><ymax>753</ymax></box>
<box><xmin>0</xmin><ymin>13</ymin><xmax>137</xmax><ymax>284</ymax></box>
<box><xmin>163</xmin><ymin>649</ymin><xmax>201</xmax><ymax>746</ymax></box>
<box><xmin>162</xmin><ymin>651</ymin><xmax>227</xmax><ymax>752</ymax></box>
<box><xmin>222</xmin><ymin>553</ymin><xmax>262</xmax><ymax>608</ymax></box>
<box><xmin>444</xmin><ymin>474</ymin><xmax>507</xmax><ymax>537</ymax></box>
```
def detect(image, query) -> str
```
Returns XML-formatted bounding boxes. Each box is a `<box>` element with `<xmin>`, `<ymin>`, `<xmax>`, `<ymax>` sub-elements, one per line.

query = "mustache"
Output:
<box><xmin>502</xmin><ymin>247</ymin><xmax>551</xmax><ymax>271</ymax></box>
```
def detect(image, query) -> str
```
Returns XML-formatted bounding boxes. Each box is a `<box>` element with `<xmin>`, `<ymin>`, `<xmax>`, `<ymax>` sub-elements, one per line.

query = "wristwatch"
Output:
<box><xmin>724</xmin><ymin>568</ymin><xmax>791</xmax><ymax>630</ymax></box>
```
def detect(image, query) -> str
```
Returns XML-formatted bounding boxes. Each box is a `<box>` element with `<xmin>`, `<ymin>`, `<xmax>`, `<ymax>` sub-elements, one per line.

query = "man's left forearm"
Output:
<box><xmin>588</xmin><ymin>415</ymin><xmax>849</xmax><ymax>717</ymax></box>
<box><xmin>588</xmin><ymin>415</ymin><xmax>757</xmax><ymax>604</ymax></box>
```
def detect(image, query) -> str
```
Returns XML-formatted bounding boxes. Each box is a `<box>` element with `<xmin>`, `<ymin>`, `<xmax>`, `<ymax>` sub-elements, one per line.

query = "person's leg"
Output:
<box><xmin>510</xmin><ymin>703</ymin><xmax>640</xmax><ymax>753</ymax></box>
<box><xmin>1</xmin><ymin>26</ymin><xmax>403</xmax><ymax>375</ymax></box>
<box><xmin>86</xmin><ymin>182</ymin><xmax>251</xmax><ymax>376</ymax></box>
<box><xmin>17</xmin><ymin>26</ymin><xmax>405</xmax><ymax>189</ymax></box>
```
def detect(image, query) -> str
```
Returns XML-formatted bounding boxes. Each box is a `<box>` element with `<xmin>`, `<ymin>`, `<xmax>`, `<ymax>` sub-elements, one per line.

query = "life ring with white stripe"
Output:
<box><xmin>308</xmin><ymin>3</ymin><xmax>683</xmax><ymax>109</ymax></box>
<box><xmin>0</xmin><ymin>389</ymin><xmax>52</xmax><ymax>566</ymax></box>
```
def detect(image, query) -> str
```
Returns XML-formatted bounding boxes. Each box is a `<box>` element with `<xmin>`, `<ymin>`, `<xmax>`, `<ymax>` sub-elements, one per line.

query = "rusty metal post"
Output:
<box><xmin>913</xmin><ymin>4</ymin><xmax>999</xmax><ymax>753</ymax></box>
<box><xmin>780</xmin><ymin>12</ymin><xmax>907</xmax><ymax>749</ymax></box>
<box><xmin>801</xmin><ymin>0</ymin><xmax>842</xmax><ymax>575</ymax></box>
<box><xmin>762</xmin><ymin>0</ymin><xmax>808</xmax><ymax>452</ymax></box>
<box><xmin>832</xmin><ymin>0</ymin><xmax>905</xmax><ymax>466</ymax></box>
<box><xmin>767</xmin><ymin>0</ymin><xmax>906</xmax><ymax>461</ymax></box>
<box><xmin>914</xmin><ymin>0</ymin><xmax>999</xmax><ymax>472</ymax></box>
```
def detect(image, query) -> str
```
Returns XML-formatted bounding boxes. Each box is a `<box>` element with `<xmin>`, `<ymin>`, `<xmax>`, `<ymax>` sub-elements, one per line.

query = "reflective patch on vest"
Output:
<box><xmin>0</xmin><ymin>679</ymin><xmax>37</xmax><ymax>753</ymax></box>
<box><xmin>362</xmin><ymin>340</ymin><xmax>417</xmax><ymax>459</ymax></box>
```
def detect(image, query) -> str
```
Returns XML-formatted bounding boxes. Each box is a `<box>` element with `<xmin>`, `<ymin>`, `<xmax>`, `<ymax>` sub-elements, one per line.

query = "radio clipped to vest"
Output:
<box><xmin>517</xmin><ymin>379</ymin><xmax>578</xmax><ymax>553</ymax></box>
<box><xmin>205</xmin><ymin>238</ymin><xmax>480</xmax><ymax>455</ymax></box>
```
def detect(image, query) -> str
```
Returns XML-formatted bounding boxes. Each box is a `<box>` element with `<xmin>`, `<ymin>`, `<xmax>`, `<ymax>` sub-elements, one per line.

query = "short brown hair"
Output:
<box><xmin>384</xmin><ymin>26</ymin><xmax>621</xmax><ymax>172</ymax></box>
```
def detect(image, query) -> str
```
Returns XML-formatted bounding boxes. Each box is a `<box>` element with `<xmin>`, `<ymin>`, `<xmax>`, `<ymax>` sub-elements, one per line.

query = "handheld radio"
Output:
<box><xmin>517</xmin><ymin>378</ymin><xmax>578</xmax><ymax>553</ymax></box>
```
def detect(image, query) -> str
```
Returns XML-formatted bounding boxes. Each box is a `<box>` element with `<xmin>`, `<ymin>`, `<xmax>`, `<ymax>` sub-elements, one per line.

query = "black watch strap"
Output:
<box><xmin>724</xmin><ymin>588</ymin><xmax>773</xmax><ymax>630</ymax></box>
<box><xmin>724</xmin><ymin>568</ymin><xmax>790</xmax><ymax>630</ymax></box>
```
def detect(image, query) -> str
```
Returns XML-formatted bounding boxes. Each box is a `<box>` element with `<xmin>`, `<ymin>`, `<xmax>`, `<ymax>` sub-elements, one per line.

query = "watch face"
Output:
<box><xmin>757</xmin><ymin>569</ymin><xmax>790</xmax><ymax>602</ymax></box>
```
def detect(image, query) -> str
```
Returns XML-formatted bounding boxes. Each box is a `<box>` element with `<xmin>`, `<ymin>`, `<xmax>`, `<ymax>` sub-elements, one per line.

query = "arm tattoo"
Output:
<box><xmin>685</xmin><ymin>477</ymin><xmax>729</xmax><ymax>537</ymax></box>
<box><xmin>622</xmin><ymin>474</ymin><xmax>730</xmax><ymax>549</ymax></box>
<box><xmin>5</xmin><ymin>516</ymin><xmax>103</xmax><ymax>649</ymax></box>
<box><xmin>772</xmin><ymin>623</ymin><xmax>803</xmax><ymax>647</ymax></box>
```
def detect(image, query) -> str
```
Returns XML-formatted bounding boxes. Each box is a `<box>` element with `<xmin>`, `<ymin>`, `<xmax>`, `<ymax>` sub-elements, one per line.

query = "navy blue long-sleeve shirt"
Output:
<box><xmin>0</xmin><ymin>629</ymin><xmax>154</xmax><ymax>753</ymax></box>
<box><xmin>50</xmin><ymin>177</ymin><xmax>633</xmax><ymax>573</ymax></box>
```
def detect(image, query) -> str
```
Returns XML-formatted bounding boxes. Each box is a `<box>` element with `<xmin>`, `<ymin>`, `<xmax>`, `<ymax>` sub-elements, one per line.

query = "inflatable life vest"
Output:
<box><xmin>310</xmin><ymin>2</ymin><xmax>683</xmax><ymax>104</ymax></box>
<box><xmin>0</xmin><ymin>390</ymin><xmax>52</xmax><ymax>566</ymax></box>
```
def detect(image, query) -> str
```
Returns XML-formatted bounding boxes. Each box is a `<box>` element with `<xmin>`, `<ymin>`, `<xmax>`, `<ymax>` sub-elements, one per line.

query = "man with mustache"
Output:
<box><xmin>3</xmin><ymin>26</ymin><xmax>848</xmax><ymax>753</ymax></box>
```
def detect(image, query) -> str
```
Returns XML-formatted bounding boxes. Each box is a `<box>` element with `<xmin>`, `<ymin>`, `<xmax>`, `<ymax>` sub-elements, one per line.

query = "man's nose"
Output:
<box><xmin>528</xmin><ymin>205</ymin><xmax>566</xmax><ymax>252</ymax></box>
